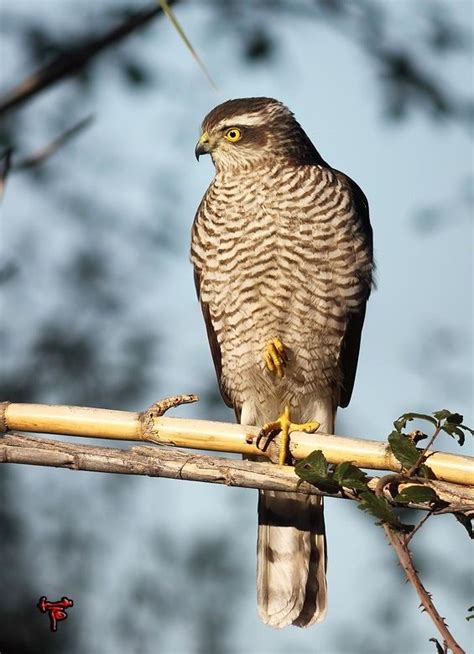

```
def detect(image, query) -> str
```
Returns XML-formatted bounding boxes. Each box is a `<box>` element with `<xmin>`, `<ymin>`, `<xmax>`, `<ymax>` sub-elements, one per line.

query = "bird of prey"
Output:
<box><xmin>191</xmin><ymin>97</ymin><xmax>374</xmax><ymax>628</ymax></box>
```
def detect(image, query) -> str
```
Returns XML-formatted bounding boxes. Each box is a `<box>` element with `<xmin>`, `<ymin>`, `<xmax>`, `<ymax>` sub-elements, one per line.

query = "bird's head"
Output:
<box><xmin>195</xmin><ymin>97</ymin><xmax>322</xmax><ymax>171</ymax></box>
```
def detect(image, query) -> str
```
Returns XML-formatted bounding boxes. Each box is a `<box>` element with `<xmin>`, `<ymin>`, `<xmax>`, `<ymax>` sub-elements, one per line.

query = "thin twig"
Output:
<box><xmin>14</xmin><ymin>115</ymin><xmax>93</xmax><ymax>170</ymax></box>
<box><xmin>405</xmin><ymin>510</ymin><xmax>433</xmax><ymax>545</ymax></box>
<box><xmin>0</xmin><ymin>148</ymin><xmax>13</xmax><ymax>200</ymax></box>
<box><xmin>407</xmin><ymin>423</ymin><xmax>443</xmax><ymax>477</ymax></box>
<box><xmin>384</xmin><ymin>525</ymin><xmax>465</xmax><ymax>654</ymax></box>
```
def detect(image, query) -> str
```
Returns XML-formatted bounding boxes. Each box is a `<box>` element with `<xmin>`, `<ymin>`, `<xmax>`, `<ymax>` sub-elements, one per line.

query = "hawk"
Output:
<box><xmin>191</xmin><ymin>97</ymin><xmax>374</xmax><ymax>628</ymax></box>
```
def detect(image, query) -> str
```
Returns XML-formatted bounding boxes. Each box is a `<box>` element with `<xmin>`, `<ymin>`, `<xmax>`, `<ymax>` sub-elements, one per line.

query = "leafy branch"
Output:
<box><xmin>295</xmin><ymin>409</ymin><xmax>473</xmax><ymax>654</ymax></box>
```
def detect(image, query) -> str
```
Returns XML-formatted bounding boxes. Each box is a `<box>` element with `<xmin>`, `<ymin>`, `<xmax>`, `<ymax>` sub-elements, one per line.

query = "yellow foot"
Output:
<box><xmin>257</xmin><ymin>405</ymin><xmax>320</xmax><ymax>465</ymax></box>
<box><xmin>263</xmin><ymin>336</ymin><xmax>287</xmax><ymax>378</ymax></box>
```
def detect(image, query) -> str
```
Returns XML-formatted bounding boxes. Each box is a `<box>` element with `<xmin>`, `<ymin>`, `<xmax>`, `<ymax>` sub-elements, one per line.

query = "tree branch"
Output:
<box><xmin>1</xmin><ymin>432</ymin><xmax>473</xmax><ymax>514</ymax></box>
<box><xmin>384</xmin><ymin>525</ymin><xmax>466</xmax><ymax>654</ymax></box>
<box><xmin>0</xmin><ymin>3</ymin><xmax>177</xmax><ymax>116</ymax></box>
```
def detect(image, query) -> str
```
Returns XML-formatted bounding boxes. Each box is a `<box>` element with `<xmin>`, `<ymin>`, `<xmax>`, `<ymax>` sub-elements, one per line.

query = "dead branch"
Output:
<box><xmin>1</xmin><ymin>432</ymin><xmax>472</xmax><ymax>513</ymax></box>
<box><xmin>0</xmin><ymin>3</ymin><xmax>177</xmax><ymax>116</ymax></box>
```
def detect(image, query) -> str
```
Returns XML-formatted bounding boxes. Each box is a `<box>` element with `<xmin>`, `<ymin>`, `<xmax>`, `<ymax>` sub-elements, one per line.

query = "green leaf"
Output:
<box><xmin>418</xmin><ymin>464</ymin><xmax>435</xmax><ymax>480</ymax></box>
<box><xmin>432</xmin><ymin>409</ymin><xmax>452</xmax><ymax>421</ymax></box>
<box><xmin>294</xmin><ymin>450</ymin><xmax>340</xmax><ymax>494</ymax></box>
<box><xmin>308</xmin><ymin>478</ymin><xmax>341</xmax><ymax>494</ymax></box>
<box><xmin>333</xmin><ymin>462</ymin><xmax>369</xmax><ymax>491</ymax></box>
<box><xmin>295</xmin><ymin>450</ymin><xmax>327</xmax><ymax>480</ymax></box>
<box><xmin>393</xmin><ymin>416</ymin><xmax>408</xmax><ymax>432</ymax></box>
<box><xmin>394</xmin><ymin>412</ymin><xmax>437</xmax><ymax>432</ymax></box>
<box><xmin>460</xmin><ymin>423</ymin><xmax>474</xmax><ymax>436</ymax></box>
<box><xmin>358</xmin><ymin>491</ymin><xmax>413</xmax><ymax>532</ymax></box>
<box><xmin>388</xmin><ymin>431</ymin><xmax>420</xmax><ymax>469</ymax></box>
<box><xmin>446</xmin><ymin>412</ymin><xmax>463</xmax><ymax>425</ymax></box>
<box><xmin>441</xmin><ymin>423</ymin><xmax>465</xmax><ymax>446</ymax></box>
<box><xmin>466</xmin><ymin>606</ymin><xmax>474</xmax><ymax>621</ymax></box>
<box><xmin>394</xmin><ymin>486</ymin><xmax>437</xmax><ymax>504</ymax></box>
<box><xmin>454</xmin><ymin>512</ymin><xmax>473</xmax><ymax>539</ymax></box>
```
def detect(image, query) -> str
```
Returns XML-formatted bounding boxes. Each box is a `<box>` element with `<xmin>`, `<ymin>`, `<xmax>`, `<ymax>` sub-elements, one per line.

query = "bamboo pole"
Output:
<box><xmin>2</xmin><ymin>402</ymin><xmax>473</xmax><ymax>486</ymax></box>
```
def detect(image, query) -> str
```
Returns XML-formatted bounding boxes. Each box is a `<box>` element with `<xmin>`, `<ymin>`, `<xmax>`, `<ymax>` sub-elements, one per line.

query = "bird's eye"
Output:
<box><xmin>224</xmin><ymin>128</ymin><xmax>242</xmax><ymax>143</ymax></box>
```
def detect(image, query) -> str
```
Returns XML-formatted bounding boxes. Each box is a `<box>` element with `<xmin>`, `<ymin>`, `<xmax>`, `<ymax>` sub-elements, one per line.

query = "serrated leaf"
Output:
<box><xmin>294</xmin><ymin>451</ymin><xmax>340</xmax><ymax>493</ymax></box>
<box><xmin>358</xmin><ymin>491</ymin><xmax>413</xmax><ymax>532</ymax></box>
<box><xmin>446</xmin><ymin>412</ymin><xmax>463</xmax><ymax>425</ymax></box>
<box><xmin>306</xmin><ymin>477</ymin><xmax>341</xmax><ymax>494</ymax></box>
<box><xmin>388</xmin><ymin>431</ymin><xmax>420</xmax><ymax>469</ymax></box>
<box><xmin>295</xmin><ymin>450</ymin><xmax>327</xmax><ymax>480</ymax></box>
<box><xmin>429</xmin><ymin>638</ymin><xmax>444</xmax><ymax>654</ymax></box>
<box><xmin>441</xmin><ymin>423</ymin><xmax>465</xmax><ymax>446</ymax></box>
<box><xmin>341</xmin><ymin>477</ymin><xmax>369</xmax><ymax>491</ymax></box>
<box><xmin>454</xmin><ymin>512</ymin><xmax>473</xmax><ymax>539</ymax></box>
<box><xmin>393</xmin><ymin>416</ymin><xmax>408</xmax><ymax>432</ymax></box>
<box><xmin>433</xmin><ymin>409</ymin><xmax>452</xmax><ymax>421</ymax></box>
<box><xmin>394</xmin><ymin>412</ymin><xmax>437</xmax><ymax>432</ymax></box>
<box><xmin>394</xmin><ymin>486</ymin><xmax>438</xmax><ymax>504</ymax></box>
<box><xmin>418</xmin><ymin>464</ymin><xmax>435</xmax><ymax>480</ymax></box>
<box><xmin>334</xmin><ymin>462</ymin><xmax>369</xmax><ymax>491</ymax></box>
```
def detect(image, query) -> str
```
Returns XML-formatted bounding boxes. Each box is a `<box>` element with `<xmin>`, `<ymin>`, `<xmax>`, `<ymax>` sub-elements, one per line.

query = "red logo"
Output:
<box><xmin>37</xmin><ymin>596</ymin><xmax>73</xmax><ymax>632</ymax></box>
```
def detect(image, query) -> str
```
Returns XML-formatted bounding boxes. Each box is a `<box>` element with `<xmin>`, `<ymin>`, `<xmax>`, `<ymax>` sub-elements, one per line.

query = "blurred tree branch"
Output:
<box><xmin>0</xmin><ymin>148</ymin><xmax>12</xmax><ymax>200</ymax></box>
<box><xmin>0</xmin><ymin>115</ymin><xmax>93</xmax><ymax>199</ymax></box>
<box><xmin>0</xmin><ymin>3</ymin><xmax>177</xmax><ymax>116</ymax></box>
<box><xmin>13</xmin><ymin>115</ymin><xmax>93</xmax><ymax>170</ymax></box>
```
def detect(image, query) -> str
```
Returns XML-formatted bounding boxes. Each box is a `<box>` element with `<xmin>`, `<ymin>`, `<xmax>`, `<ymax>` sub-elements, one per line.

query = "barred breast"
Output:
<box><xmin>191</xmin><ymin>163</ymin><xmax>372</xmax><ymax>412</ymax></box>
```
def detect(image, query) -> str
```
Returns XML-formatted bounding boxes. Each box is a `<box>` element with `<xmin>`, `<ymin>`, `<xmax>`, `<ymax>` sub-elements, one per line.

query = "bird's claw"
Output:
<box><xmin>263</xmin><ymin>336</ymin><xmax>287</xmax><ymax>379</ymax></box>
<box><xmin>256</xmin><ymin>405</ymin><xmax>320</xmax><ymax>465</ymax></box>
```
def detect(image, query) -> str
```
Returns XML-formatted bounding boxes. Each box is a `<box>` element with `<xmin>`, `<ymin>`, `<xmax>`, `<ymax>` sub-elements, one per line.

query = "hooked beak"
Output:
<box><xmin>195</xmin><ymin>131</ymin><xmax>211</xmax><ymax>160</ymax></box>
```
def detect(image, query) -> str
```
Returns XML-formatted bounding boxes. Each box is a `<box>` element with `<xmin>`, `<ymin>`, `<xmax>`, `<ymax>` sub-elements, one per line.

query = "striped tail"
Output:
<box><xmin>255</xmin><ymin>399</ymin><xmax>334</xmax><ymax>628</ymax></box>
<box><xmin>257</xmin><ymin>491</ymin><xmax>327</xmax><ymax>627</ymax></box>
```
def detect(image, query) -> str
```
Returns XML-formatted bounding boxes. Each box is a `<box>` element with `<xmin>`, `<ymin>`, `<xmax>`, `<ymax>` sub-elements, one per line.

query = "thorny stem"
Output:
<box><xmin>384</xmin><ymin>525</ymin><xmax>465</xmax><ymax>654</ymax></box>
<box><xmin>374</xmin><ymin>422</ymin><xmax>467</xmax><ymax>652</ymax></box>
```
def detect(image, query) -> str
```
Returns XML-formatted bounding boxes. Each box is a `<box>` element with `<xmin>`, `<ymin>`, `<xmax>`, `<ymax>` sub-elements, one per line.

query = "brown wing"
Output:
<box><xmin>336</xmin><ymin>172</ymin><xmax>374</xmax><ymax>408</ymax></box>
<box><xmin>193</xmin><ymin>270</ymin><xmax>233</xmax><ymax>409</ymax></box>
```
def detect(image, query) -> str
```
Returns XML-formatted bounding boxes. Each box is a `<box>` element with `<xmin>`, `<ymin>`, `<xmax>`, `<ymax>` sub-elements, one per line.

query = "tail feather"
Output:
<box><xmin>257</xmin><ymin>491</ymin><xmax>327</xmax><ymax>628</ymax></box>
<box><xmin>242</xmin><ymin>396</ymin><xmax>334</xmax><ymax>628</ymax></box>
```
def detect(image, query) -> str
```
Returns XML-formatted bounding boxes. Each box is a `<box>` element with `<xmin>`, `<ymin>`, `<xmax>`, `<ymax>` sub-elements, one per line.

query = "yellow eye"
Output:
<box><xmin>224</xmin><ymin>128</ymin><xmax>242</xmax><ymax>143</ymax></box>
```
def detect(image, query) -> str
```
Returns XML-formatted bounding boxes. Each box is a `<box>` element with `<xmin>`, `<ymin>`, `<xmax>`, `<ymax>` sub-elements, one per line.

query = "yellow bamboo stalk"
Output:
<box><xmin>2</xmin><ymin>402</ymin><xmax>473</xmax><ymax>486</ymax></box>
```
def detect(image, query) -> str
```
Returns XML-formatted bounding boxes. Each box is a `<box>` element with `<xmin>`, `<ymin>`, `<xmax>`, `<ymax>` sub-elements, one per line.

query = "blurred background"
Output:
<box><xmin>0</xmin><ymin>1</ymin><xmax>472</xmax><ymax>653</ymax></box>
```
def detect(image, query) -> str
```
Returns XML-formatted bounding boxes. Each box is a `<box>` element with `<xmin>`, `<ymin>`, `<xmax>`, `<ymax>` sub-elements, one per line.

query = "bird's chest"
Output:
<box><xmin>196</xmin><ymin>179</ymin><xmax>301</xmax><ymax>320</ymax></box>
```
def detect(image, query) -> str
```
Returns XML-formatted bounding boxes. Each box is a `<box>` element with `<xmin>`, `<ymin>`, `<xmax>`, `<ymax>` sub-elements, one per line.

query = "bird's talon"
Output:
<box><xmin>263</xmin><ymin>337</ymin><xmax>287</xmax><ymax>379</ymax></box>
<box><xmin>300</xmin><ymin>420</ymin><xmax>320</xmax><ymax>434</ymax></box>
<box><xmin>256</xmin><ymin>405</ymin><xmax>320</xmax><ymax>465</ymax></box>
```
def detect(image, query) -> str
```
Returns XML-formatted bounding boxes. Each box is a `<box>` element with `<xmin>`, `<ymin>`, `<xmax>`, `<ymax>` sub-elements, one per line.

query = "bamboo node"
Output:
<box><xmin>0</xmin><ymin>401</ymin><xmax>11</xmax><ymax>434</ymax></box>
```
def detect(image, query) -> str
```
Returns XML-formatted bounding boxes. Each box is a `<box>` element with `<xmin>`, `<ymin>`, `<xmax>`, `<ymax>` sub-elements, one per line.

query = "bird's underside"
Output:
<box><xmin>191</xmin><ymin>96</ymin><xmax>374</xmax><ymax>628</ymax></box>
